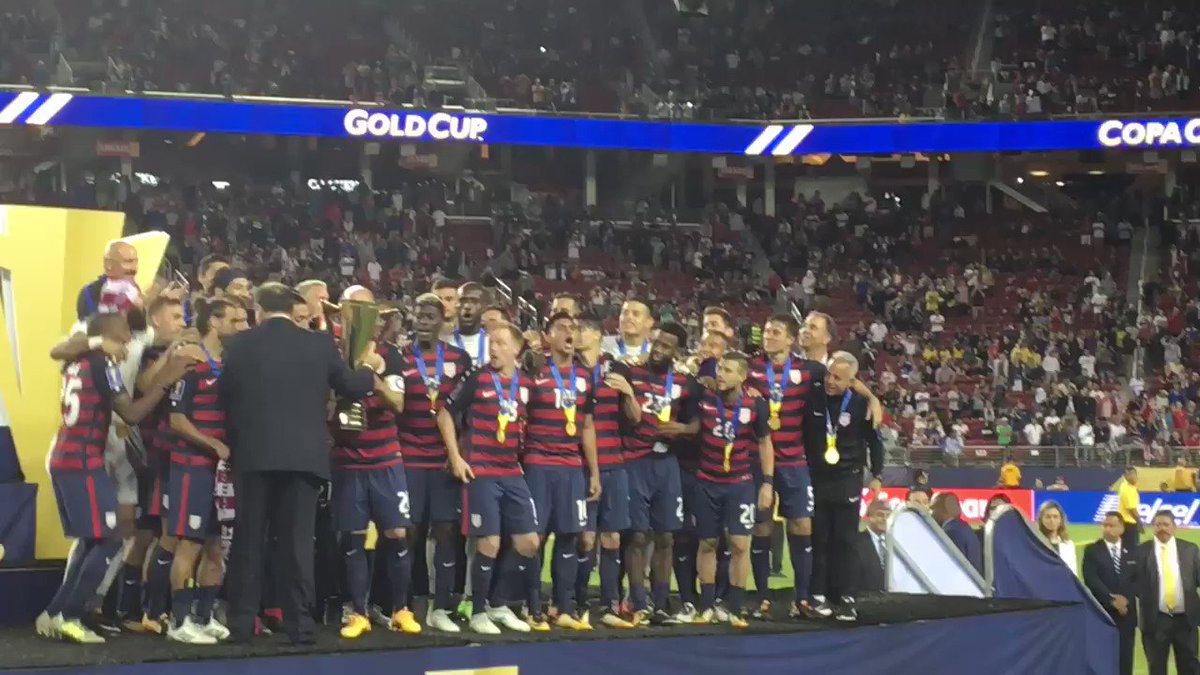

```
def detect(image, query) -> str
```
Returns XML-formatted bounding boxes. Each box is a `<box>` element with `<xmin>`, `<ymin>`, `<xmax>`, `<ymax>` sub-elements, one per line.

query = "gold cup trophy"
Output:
<box><xmin>335</xmin><ymin>300</ymin><xmax>382</xmax><ymax>431</ymax></box>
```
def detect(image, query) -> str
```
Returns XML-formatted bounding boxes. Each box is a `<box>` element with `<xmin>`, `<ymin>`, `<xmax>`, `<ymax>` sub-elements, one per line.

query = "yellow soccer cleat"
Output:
<box><xmin>59</xmin><ymin>619</ymin><xmax>106</xmax><ymax>644</ymax></box>
<box><xmin>553</xmin><ymin>613</ymin><xmax>591</xmax><ymax>631</ymax></box>
<box><xmin>525</xmin><ymin>614</ymin><xmax>551</xmax><ymax>632</ymax></box>
<box><xmin>577</xmin><ymin>610</ymin><xmax>592</xmax><ymax>630</ymax></box>
<box><xmin>340</xmin><ymin>613</ymin><xmax>372</xmax><ymax>639</ymax></box>
<box><xmin>728</xmin><ymin>614</ymin><xmax>749</xmax><ymax>629</ymax></box>
<box><xmin>390</xmin><ymin>609</ymin><xmax>422</xmax><ymax>634</ymax></box>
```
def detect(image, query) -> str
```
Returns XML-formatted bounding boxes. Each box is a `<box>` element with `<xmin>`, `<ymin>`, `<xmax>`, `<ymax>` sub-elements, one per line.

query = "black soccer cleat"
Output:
<box><xmin>648</xmin><ymin>608</ymin><xmax>678</xmax><ymax>626</ymax></box>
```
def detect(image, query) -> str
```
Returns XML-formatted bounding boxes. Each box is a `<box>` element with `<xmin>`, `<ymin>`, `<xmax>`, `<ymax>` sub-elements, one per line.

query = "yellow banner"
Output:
<box><xmin>0</xmin><ymin>206</ymin><xmax>164</xmax><ymax>558</ymax></box>
<box><xmin>426</xmin><ymin>669</ymin><xmax>519</xmax><ymax>675</ymax></box>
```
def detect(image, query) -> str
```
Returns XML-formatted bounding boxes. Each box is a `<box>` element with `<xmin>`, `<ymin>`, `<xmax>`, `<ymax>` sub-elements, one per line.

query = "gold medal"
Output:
<box><xmin>768</xmin><ymin>401</ymin><xmax>782</xmax><ymax>431</ymax></box>
<box><xmin>564</xmin><ymin>405</ymin><xmax>578</xmax><ymax>436</ymax></box>
<box><xmin>657</xmin><ymin>404</ymin><xmax>671</xmax><ymax>423</ymax></box>
<box><xmin>497</xmin><ymin>415</ymin><xmax>510</xmax><ymax>443</ymax></box>
<box><xmin>768</xmin><ymin>414</ymin><xmax>781</xmax><ymax>431</ymax></box>
<box><xmin>427</xmin><ymin>390</ymin><xmax>439</xmax><ymax>415</ymax></box>
<box><xmin>824</xmin><ymin>433</ymin><xmax>839</xmax><ymax>465</ymax></box>
<box><xmin>723</xmin><ymin>442</ymin><xmax>734</xmax><ymax>472</ymax></box>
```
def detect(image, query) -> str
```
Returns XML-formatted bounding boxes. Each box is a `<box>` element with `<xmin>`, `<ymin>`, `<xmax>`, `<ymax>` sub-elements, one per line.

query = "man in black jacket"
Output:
<box><xmin>1082</xmin><ymin>511</ymin><xmax>1137</xmax><ymax>675</ymax></box>
<box><xmin>806</xmin><ymin>351</ymin><xmax>883</xmax><ymax>622</ymax></box>
<box><xmin>219</xmin><ymin>282</ymin><xmax>382</xmax><ymax>644</ymax></box>
<box><xmin>855</xmin><ymin>499</ymin><xmax>889</xmax><ymax>595</ymax></box>
<box><xmin>1134</xmin><ymin>509</ymin><xmax>1200</xmax><ymax>675</ymax></box>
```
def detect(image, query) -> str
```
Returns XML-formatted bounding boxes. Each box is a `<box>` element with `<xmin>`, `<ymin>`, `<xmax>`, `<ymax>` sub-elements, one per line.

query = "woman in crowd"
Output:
<box><xmin>1036</xmin><ymin>501</ymin><xmax>1077</xmax><ymax>575</ymax></box>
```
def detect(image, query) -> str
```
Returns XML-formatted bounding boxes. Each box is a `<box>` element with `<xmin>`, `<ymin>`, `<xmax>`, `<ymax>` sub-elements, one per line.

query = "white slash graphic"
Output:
<box><xmin>771</xmin><ymin>124</ymin><xmax>815</xmax><ymax>155</ymax></box>
<box><xmin>0</xmin><ymin>92</ymin><xmax>39</xmax><ymax>124</ymax></box>
<box><xmin>24</xmin><ymin>93</ymin><xmax>73</xmax><ymax>126</ymax></box>
<box><xmin>743</xmin><ymin>125</ymin><xmax>784</xmax><ymax>155</ymax></box>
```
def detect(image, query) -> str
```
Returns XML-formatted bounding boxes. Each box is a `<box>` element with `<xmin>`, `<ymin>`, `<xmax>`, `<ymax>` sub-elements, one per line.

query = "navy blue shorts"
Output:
<box><xmin>464</xmin><ymin>475</ymin><xmax>538</xmax><ymax>537</ymax></box>
<box><xmin>774</xmin><ymin>464</ymin><xmax>813</xmax><ymax>520</ymax></box>
<box><xmin>627</xmin><ymin>456</ymin><xmax>683</xmax><ymax>533</ymax></box>
<box><xmin>525</xmin><ymin>464</ymin><xmax>588</xmax><ymax>535</ymax></box>
<box><xmin>51</xmin><ymin>469</ymin><xmax>119</xmax><ymax>540</ymax></box>
<box><xmin>332</xmin><ymin>464</ymin><xmax>412</xmax><ymax>533</ymax></box>
<box><xmin>135</xmin><ymin>461</ymin><xmax>166</xmax><ymax>531</ymax></box>
<box><xmin>166</xmin><ymin>464</ymin><xmax>219</xmax><ymax>541</ymax></box>
<box><xmin>587</xmin><ymin>467</ymin><xmax>631</xmax><ymax>533</ymax></box>
<box><xmin>692</xmin><ymin>479</ymin><xmax>757</xmax><ymax>539</ymax></box>
<box><xmin>407</xmin><ymin>465</ymin><xmax>462</xmax><ymax>525</ymax></box>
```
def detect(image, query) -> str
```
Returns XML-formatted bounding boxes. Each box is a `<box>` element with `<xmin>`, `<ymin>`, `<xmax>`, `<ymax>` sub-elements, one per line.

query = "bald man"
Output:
<box><xmin>931</xmin><ymin>493</ymin><xmax>983</xmax><ymax>573</ymax></box>
<box><xmin>77</xmin><ymin>241</ymin><xmax>140</xmax><ymax>321</ymax></box>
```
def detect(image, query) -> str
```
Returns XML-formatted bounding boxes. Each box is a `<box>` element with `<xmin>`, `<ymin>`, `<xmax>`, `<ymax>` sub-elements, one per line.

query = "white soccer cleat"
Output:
<box><xmin>427</xmin><ymin>609</ymin><xmax>461</xmax><ymax>633</ymax></box>
<box><xmin>167</xmin><ymin>617</ymin><xmax>218</xmax><ymax>645</ymax></box>
<box><xmin>35</xmin><ymin>611</ymin><xmax>59</xmax><ymax>639</ymax></box>
<box><xmin>487</xmin><ymin>605</ymin><xmax>531</xmax><ymax>632</ymax></box>
<box><xmin>469</xmin><ymin>612</ymin><xmax>501</xmax><ymax>635</ymax></box>
<box><xmin>201</xmin><ymin>618</ymin><xmax>230</xmax><ymax>641</ymax></box>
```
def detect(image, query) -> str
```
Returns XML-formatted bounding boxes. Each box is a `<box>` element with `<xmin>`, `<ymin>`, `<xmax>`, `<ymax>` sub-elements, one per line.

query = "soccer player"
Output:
<box><xmin>607</xmin><ymin>322</ymin><xmax>703</xmax><ymax>624</ymax></box>
<box><xmin>438</xmin><ymin>324</ymin><xmax>540</xmax><ymax>635</ymax></box>
<box><xmin>122</xmin><ymin>296</ymin><xmax>188</xmax><ymax>633</ymax></box>
<box><xmin>481</xmin><ymin>305</ymin><xmax>509</xmax><ymax>334</ymax></box>
<box><xmin>445</xmin><ymin>282</ymin><xmax>489</xmax><ymax>365</ymax></box>
<box><xmin>195</xmin><ymin>255</ymin><xmax>231</xmax><ymax>297</ymax></box>
<box><xmin>212</xmin><ymin>268</ymin><xmax>253</xmax><ymax>309</ymax></box>
<box><xmin>396</xmin><ymin>294</ymin><xmax>472</xmax><ymax>633</ymax></box>
<box><xmin>37</xmin><ymin>312</ymin><xmax>191</xmax><ymax>643</ymax></box>
<box><xmin>165</xmin><ymin>297</ymin><xmax>248</xmax><ymax>644</ymax></box>
<box><xmin>573</xmin><ymin>315</ymin><xmax>635</xmax><ymax>628</ymax></box>
<box><xmin>600</xmin><ymin>297</ymin><xmax>655</xmax><ymax>358</ymax></box>
<box><xmin>432</xmin><ymin>278</ymin><xmax>461</xmax><ymax>337</ymax></box>
<box><xmin>746</xmin><ymin>314</ymin><xmax>824</xmax><ymax>618</ymax></box>
<box><xmin>331</xmin><ymin>288</ymin><xmax>421</xmax><ymax>638</ymax></box>
<box><xmin>523</xmin><ymin>312</ymin><xmax>601</xmax><ymax>629</ymax></box>
<box><xmin>692</xmin><ymin>352</ymin><xmax>774</xmax><ymax>627</ymax></box>
<box><xmin>702</xmin><ymin>306</ymin><xmax>737</xmax><ymax>346</ymax></box>
<box><xmin>549</xmin><ymin>293</ymin><xmax>582</xmax><ymax>318</ymax></box>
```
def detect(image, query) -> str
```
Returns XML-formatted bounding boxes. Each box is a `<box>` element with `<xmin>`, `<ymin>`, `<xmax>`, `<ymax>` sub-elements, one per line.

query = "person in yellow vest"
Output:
<box><xmin>998</xmin><ymin>454</ymin><xmax>1021</xmax><ymax>488</ymax></box>
<box><xmin>1118</xmin><ymin>467</ymin><xmax>1142</xmax><ymax>553</ymax></box>
<box><xmin>1174</xmin><ymin>457</ymin><xmax>1196</xmax><ymax>493</ymax></box>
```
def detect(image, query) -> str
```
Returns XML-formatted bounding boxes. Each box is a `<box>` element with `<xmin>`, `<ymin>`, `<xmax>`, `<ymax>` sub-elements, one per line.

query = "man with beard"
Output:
<box><xmin>166</xmin><ymin>297</ymin><xmax>249</xmax><ymax>644</ymax></box>
<box><xmin>600</xmin><ymin>298</ymin><xmax>655</xmax><ymax>359</ymax></box>
<box><xmin>396</xmin><ymin>294</ymin><xmax>472</xmax><ymax>633</ymax></box>
<box><xmin>522</xmin><ymin>312</ymin><xmax>601</xmax><ymax>629</ymax></box>
<box><xmin>607</xmin><ymin>322</ymin><xmax>704</xmax><ymax>625</ymax></box>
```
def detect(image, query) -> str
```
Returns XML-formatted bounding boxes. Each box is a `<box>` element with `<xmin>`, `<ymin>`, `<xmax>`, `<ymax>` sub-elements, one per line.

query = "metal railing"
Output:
<box><xmin>892</xmin><ymin>443</ymin><xmax>1200</xmax><ymax>469</ymax></box>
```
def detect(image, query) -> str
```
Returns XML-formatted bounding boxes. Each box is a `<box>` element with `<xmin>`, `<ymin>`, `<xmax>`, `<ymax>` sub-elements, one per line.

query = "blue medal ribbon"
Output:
<box><xmin>715</xmin><ymin>391</ymin><xmax>743</xmax><ymax>472</ymax></box>
<box><xmin>201</xmin><ymin>343</ymin><xmax>221</xmax><ymax>377</ymax></box>
<box><xmin>414</xmin><ymin>339</ymin><xmax>444</xmax><ymax>410</ymax></box>
<box><xmin>618</xmin><ymin>337</ymin><xmax>649</xmax><ymax>357</ymax></box>
<box><xmin>824</xmin><ymin>390</ymin><xmax>852</xmax><ymax>464</ymax></box>
<box><xmin>490</xmin><ymin>370</ymin><xmax>520</xmax><ymax>442</ymax></box>
<box><xmin>550</xmin><ymin>359</ymin><xmax>578</xmax><ymax>434</ymax></box>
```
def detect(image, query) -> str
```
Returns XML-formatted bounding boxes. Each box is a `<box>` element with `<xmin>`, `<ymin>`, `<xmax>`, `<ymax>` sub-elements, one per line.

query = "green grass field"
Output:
<box><xmin>552</xmin><ymin>526</ymin><xmax>1200</xmax><ymax>674</ymax></box>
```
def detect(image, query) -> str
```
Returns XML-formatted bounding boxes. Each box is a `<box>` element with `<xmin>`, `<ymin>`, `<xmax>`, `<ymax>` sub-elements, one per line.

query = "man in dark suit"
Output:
<box><xmin>1134</xmin><ymin>509</ymin><xmax>1200</xmax><ymax>675</ymax></box>
<box><xmin>1082</xmin><ymin>511</ymin><xmax>1138</xmax><ymax>675</ymax></box>
<box><xmin>855</xmin><ymin>498</ymin><xmax>889</xmax><ymax>594</ymax></box>
<box><xmin>931</xmin><ymin>492</ymin><xmax>983</xmax><ymax>574</ymax></box>
<box><xmin>219</xmin><ymin>283</ymin><xmax>382</xmax><ymax>644</ymax></box>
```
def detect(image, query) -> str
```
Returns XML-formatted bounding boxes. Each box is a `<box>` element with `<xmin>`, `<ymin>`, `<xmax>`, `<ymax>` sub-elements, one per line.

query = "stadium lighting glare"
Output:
<box><xmin>1016</xmin><ymin>177</ymin><xmax>1024</xmax><ymax>184</ymax></box>
<box><xmin>211</xmin><ymin>180</ymin><xmax>230</xmax><ymax>190</ymax></box>
<box><xmin>1087</xmin><ymin>169</ymin><xmax>1105</xmax><ymax>175</ymax></box>
<box><xmin>539</xmin><ymin>46</ymin><xmax>547</xmax><ymax>53</ymax></box>
<box><xmin>1028</xmin><ymin>169</ymin><xmax>1049</xmax><ymax>177</ymax></box>
<box><xmin>1055</xmin><ymin>180</ymin><xmax>1065</xmax><ymax>187</ymax></box>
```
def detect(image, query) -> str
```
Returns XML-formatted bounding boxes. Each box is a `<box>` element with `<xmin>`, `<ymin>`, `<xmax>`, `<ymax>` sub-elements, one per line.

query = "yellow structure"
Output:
<box><xmin>0</xmin><ymin>205</ymin><xmax>165</xmax><ymax>558</ymax></box>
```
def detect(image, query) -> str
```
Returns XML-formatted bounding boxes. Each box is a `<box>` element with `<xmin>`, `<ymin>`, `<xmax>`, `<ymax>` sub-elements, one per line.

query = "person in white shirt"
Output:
<box><xmin>1024</xmin><ymin>419</ymin><xmax>1044</xmax><ymax>446</ymax></box>
<box><xmin>1041</xmin><ymin>352</ymin><xmax>1060</xmax><ymax>383</ymax></box>
<box><xmin>868</xmin><ymin>320</ymin><xmax>887</xmax><ymax>344</ymax></box>
<box><xmin>928</xmin><ymin>312</ymin><xmax>945</xmax><ymax>333</ymax></box>
<box><xmin>1079</xmin><ymin>353</ymin><xmax>1096</xmax><ymax>379</ymax></box>
<box><xmin>1037</xmin><ymin>502</ymin><xmax>1077</xmax><ymax>575</ymax></box>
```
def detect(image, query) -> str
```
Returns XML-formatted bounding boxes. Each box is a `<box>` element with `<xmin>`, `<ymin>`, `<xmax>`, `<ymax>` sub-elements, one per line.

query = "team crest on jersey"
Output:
<box><xmin>739</xmin><ymin>408</ymin><xmax>752</xmax><ymax>424</ymax></box>
<box><xmin>189</xmin><ymin>515</ymin><xmax>202</xmax><ymax>531</ymax></box>
<box><xmin>790</xmin><ymin>369</ymin><xmax>803</xmax><ymax>384</ymax></box>
<box><xmin>575</xmin><ymin>376</ymin><xmax>587</xmax><ymax>392</ymax></box>
<box><xmin>385</xmin><ymin>375</ymin><xmax>405</xmax><ymax>392</ymax></box>
<box><xmin>671</xmin><ymin>384</ymin><xmax>682</xmax><ymax>397</ymax></box>
<box><xmin>519</xmin><ymin>387</ymin><xmax>529</xmax><ymax>403</ymax></box>
<box><xmin>471</xmin><ymin>513</ymin><xmax>482</xmax><ymax>528</ymax></box>
<box><xmin>444</xmin><ymin>363</ymin><xmax>457</xmax><ymax>378</ymax></box>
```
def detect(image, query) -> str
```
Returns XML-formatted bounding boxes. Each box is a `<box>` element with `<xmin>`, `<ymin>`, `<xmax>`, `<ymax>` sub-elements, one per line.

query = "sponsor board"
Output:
<box><xmin>1035</xmin><ymin>490</ymin><xmax>1200</xmax><ymax>529</ymax></box>
<box><xmin>861</xmin><ymin>487</ymin><xmax>1033</xmax><ymax>523</ymax></box>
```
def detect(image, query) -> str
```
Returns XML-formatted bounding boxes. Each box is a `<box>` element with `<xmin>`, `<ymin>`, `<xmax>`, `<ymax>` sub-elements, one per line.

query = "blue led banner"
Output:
<box><xmin>0</xmin><ymin>91</ymin><xmax>1195</xmax><ymax>155</ymax></box>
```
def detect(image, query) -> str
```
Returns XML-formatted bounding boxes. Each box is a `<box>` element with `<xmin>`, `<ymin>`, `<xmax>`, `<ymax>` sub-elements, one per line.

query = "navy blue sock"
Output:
<box><xmin>788</xmin><ymin>533</ymin><xmax>813</xmax><ymax>605</ymax></box>
<box><xmin>145</xmin><ymin>546</ymin><xmax>174</xmax><ymax>618</ymax></box>
<box><xmin>388</xmin><ymin>539</ymin><xmax>413</xmax><ymax>611</ymax></box>
<box><xmin>629</xmin><ymin>578</ymin><xmax>647</xmax><ymax>611</ymax></box>
<box><xmin>68</xmin><ymin>538</ymin><xmax>122</xmax><ymax>619</ymax></box>
<box><xmin>651</xmin><ymin>581</ymin><xmax>670</xmax><ymax>612</ymax></box>
<box><xmin>194</xmin><ymin>585</ymin><xmax>219</xmax><ymax>623</ymax></box>
<box><xmin>699</xmin><ymin>583</ymin><xmax>716</xmax><ymax>611</ymax></box>
<box><xmin>171</xmin><ymin>587</ymin><xmax>195</xmax><ymax>627</ymax></box>
<box><xmin>521</xmin><ymin>553</ymin><xmax>543</xmax><ymax>616</ymax></box>
<box><xmin>673</xmin><ymin>536</ymin><xmax>697</xmax><ymax>605</ymax></box>
<box><xmin>599</xmin><ymin>547</ymin><xmax>621</xmax><ymax>608</ymax></box>
<box><xmin>551</xmin><ymin>535</ymin><xmax>578</xmax><ymax>614</ymax></box>
<box><xmin>575</xmin><ymin>549</ymin><xmax>596</xmax><ymax>609</ymax></box>
<box><xmin>434</xmin><ymin>537</ymin><xmax>457</xmax><ymax>610</ymax></box>
<box><xmin>751</xmin><ymin>536</ymin><xmax>772</xmax><ymax>600</ymax></box>
<box><xmin>46</xmin><ymin>540</ymin><xmax>90</xmax><ymax>617</ymax></box>
<box><xmin>715</xmin><ymin>540</ymin><xmax>731</xmax><ymax>599</ymax></box>
<box><xmin>471</xmin><ymin>553</ymin><xmax>496</xmax><ymax>616</ymax></box>
<box><xmin>342</xmin><ymin>532</ymin><xmax>369</xmax><ymax>614</ymax></box>
<box><xmin>118</xmin><ymin>563</ymin><xmax>143</xmax><ymax>618</ymax></box>
<box><xmin>726</xmin><ymin>585</ymin><xmax>745</xmax><ymax>615</ymax></box>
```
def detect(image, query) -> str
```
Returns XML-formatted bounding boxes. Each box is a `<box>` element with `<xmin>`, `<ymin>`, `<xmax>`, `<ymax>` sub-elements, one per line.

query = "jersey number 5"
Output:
<box><xmin>61</xmin><ymin>376</ymin><xmax>82</xmax><ymax>427</ymax></box>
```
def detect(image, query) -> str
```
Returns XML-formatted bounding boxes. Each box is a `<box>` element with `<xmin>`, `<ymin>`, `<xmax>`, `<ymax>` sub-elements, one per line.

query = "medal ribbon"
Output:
<box><xmin>825</xmin><ymin>390</ymin><xmax>852</xmax><ymax>464</ymax></box>
<box><xmin>413</xmin><ymin>340</ymin><xmax>444</xmax><ymax>411</ymax></box>
<box><xmin>657</xmin><ymin>367</ymin><xmax>675</xmax><ymax>422</ymax></box>
<box><xmin>618</xmin><ymin>338</ymin><xmax>649</xmax><ymax>357</ymax></box>
<box><xmin>765</xmin><ymin>353</ymin><xmax>791</xmax><ymax>428</ymax></box>
<box><xmin>490</xmin><ymin>370</ymin><xmax>521</xmax><ymax>443</ymax></box>
<box><xmin>201</xmin><ymin>344</ymin><xmax>222</xmax><ymax>377</ymax></box>
<box><xmin>550</xmin><ymin>360</ymin><xmax>578</xmax><ymax>436</ymax></box>
<box><xmin>715</xmin><ymin>392</ymin><xmax>743</xmax><ymax>472</ymax></box>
